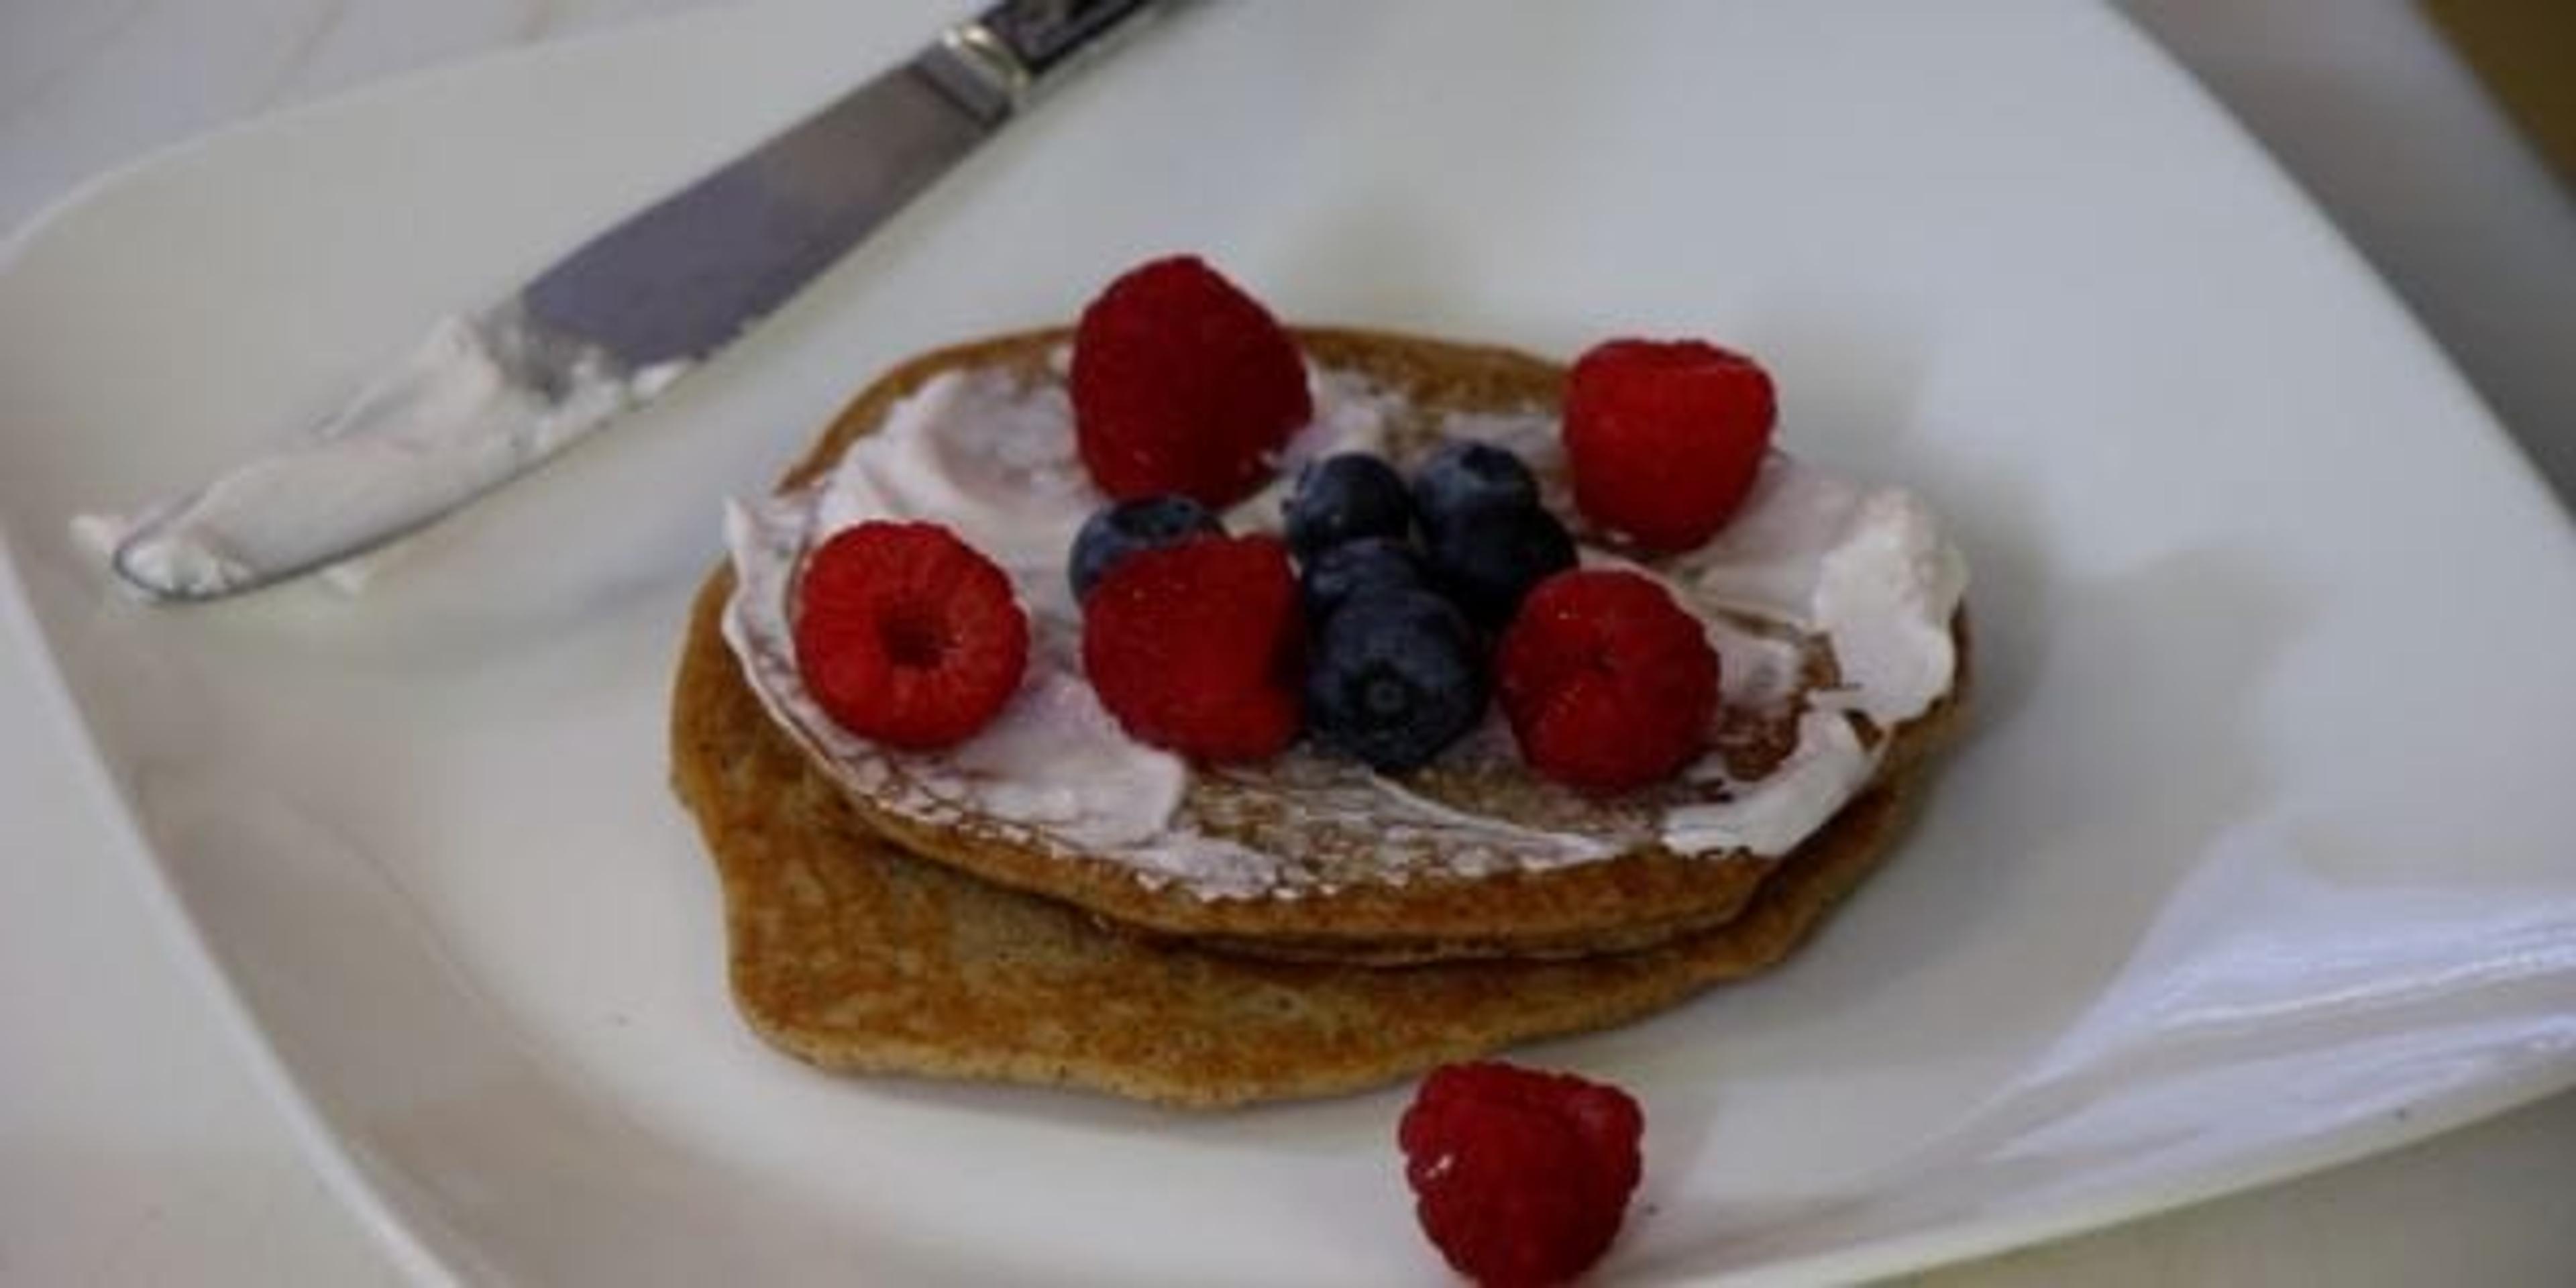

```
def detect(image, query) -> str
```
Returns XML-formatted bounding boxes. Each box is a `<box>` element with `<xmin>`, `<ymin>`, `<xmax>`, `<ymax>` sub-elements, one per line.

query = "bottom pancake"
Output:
<box><xmin>672</xmin><ymin>573</ymin><xmax>1946</xmax><ymax>1108</ymax></box>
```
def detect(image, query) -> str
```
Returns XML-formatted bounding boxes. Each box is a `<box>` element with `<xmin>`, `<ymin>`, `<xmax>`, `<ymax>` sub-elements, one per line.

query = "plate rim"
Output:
<box><xmin>5</xmin><ymin>2</ymin><xmax>2572</xmax><ymax>1283</ymax></box>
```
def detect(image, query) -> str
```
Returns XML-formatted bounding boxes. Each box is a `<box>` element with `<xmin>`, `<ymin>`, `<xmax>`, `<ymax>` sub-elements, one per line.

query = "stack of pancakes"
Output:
<box><xmin>669</xmin><ymin>329</ymin><xmax>1968</xmax><ymax>1108</ymax></box>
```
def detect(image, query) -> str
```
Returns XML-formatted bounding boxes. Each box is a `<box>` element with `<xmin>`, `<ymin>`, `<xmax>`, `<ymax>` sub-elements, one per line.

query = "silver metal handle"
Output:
<box><xmin>919</xmin><ymin>0</ymin><xmax>1164</xmax><ymax>124</ymax></box>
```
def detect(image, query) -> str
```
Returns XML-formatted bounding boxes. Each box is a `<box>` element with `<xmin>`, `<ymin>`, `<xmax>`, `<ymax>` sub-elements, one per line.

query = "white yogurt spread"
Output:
<box><xmin>85</xmin><ymin>313</ymin><xmax>688</xmax><ymax>598</ymax></box>
<box><xmin>721</xmin><ymin>359</ymin><xmax>1965</xmax><ymax>899</ymax></box>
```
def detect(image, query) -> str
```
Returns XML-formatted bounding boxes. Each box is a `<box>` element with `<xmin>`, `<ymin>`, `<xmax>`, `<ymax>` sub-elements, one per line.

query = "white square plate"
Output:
<box><xmin>5</xmin><ymin>1</ymin><xmax>2574</xmax><ymax>1283</ymax></box>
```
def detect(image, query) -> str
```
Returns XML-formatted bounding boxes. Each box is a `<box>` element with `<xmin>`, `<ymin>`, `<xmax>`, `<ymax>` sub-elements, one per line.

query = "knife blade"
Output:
<box><xmin>104</xmin><ymin>0</ymin><xmax>1164</xmax><ymax>601</ymax></box>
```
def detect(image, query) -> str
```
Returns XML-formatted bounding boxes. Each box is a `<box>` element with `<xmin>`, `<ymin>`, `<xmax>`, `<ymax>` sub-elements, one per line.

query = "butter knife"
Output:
<box><xmin>107</xmin><ymin>0</ymin><xmax>1164</xmax><ymax>601</ymax></box>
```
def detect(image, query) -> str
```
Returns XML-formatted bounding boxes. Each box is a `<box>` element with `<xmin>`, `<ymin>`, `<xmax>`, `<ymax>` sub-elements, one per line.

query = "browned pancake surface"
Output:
<box><xmin>671</xmin><ymin>569</ymin><xmax>1962</xmax><ymax>1106</ymax></box>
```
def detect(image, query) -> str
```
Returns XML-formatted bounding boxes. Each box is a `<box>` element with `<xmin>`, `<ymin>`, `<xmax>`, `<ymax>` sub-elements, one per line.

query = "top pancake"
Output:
<box><xmin>720</xmin><ymin>327</ymin><xmax>1966</xmax><ymax>963</ymax></box>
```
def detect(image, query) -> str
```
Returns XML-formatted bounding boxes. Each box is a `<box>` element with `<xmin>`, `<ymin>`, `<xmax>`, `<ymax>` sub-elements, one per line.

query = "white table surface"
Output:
<box><xmin>4</xmin><ymin>1</ymin><xmax>2571</xmax><ymax>1284</ymax></box>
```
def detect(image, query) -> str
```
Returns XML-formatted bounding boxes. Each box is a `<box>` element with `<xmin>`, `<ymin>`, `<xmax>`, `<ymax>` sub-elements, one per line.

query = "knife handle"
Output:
<box><xmin>927</xmin><ymin>0</ymin><xmax>1163</xmax><ymax>121</ymax></box>
<box><xmin>987</xmin><ymin>0</ymin><xmax>1158</xmax><ymax>80</ymax></box>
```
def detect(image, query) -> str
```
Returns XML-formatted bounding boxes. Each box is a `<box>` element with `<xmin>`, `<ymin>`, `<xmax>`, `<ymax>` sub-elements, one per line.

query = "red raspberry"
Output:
<box><xmin>1080</xmin><ymin>534</ymin><xmax>1304</xmax><ymax>761</ymax></box>
<box><xmin>1071</xmin><ymin>256</ymin><xmax>1313</xmax><ymax>507</ymax></box>
<box><xmin>1496</xmin><ymin>570</ymin><xmax>1717</xmax><ymax>792</ymax></box>
<box><xmin>792</xmin><ymin>521</ymin><xmax>1029</xmax><ymax>751</ymax></box>
<box><xmin>1564</xmin><ymin>338</ymin><xmax>1776</xmax><ymax>551</ymax></box>
<box><xmin>1397</xmin><ymin>1062</ymin><xmax>1646</xmax><ymax>1288</ymax></box>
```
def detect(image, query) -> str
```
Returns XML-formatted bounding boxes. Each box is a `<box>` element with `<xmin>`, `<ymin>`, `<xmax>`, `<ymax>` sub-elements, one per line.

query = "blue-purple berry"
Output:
<box><xmin>1069</xmin><ymin>495</ymin><xmax>1223</xmax><ymax>601</ymax></box>
<box><xmin>1426</xmin><ymin>500</ymin><xmax>1576</xmax><ymax>629</ymax></box>
<box><xmin>1411</xmin><ymin>441</ymin><xmax>1540</xmax><ymax>537</ymax></box>
<box><xmin>1284</xmin><ymin>453</ymin><xmax>1414</xmax><ymax>559</ymax></box>
<box><xmin>1299</xmin><ymin>536</ymin><xmax>1430</xmax><ymax>623</ymax></box>
<box><xmin>1305</xmin><ymin>588</ymin><xmax>1489</xmax><ymax>771</ymax></box>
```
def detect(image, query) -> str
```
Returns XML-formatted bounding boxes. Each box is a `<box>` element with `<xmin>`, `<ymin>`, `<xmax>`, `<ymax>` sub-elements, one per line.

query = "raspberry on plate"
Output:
<box><xmin>1398</xmin><ymin>1061</ymin><xmax>1645</xmax><ymax>1288</ymax></box>
<box><xmin>792</xmin><ymin>521</ymin><xmax>1029</xmax><ymax>751</ymax></box>
<box><xmin>1496</xmin><ymin>569</ymin><xmax>1717</xmax><ymax>792</ymax></box>
<box><xmin>1564</xmin><ymin>338</ymin><xmax>1776</xmax><ymax>551</ymax></box>
<box><xmin>1071</xmin><ymin>256</ymin><xmax>1313</xmax><ymax>507</ymax></box>
<box><xmin>1081</xmin><ymin>534</ymin><xmax>1305</xmax><ymax>761</ymax></box>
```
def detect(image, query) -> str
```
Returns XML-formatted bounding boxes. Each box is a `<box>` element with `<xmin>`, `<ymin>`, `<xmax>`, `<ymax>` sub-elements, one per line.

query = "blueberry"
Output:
<box><xmin>1299</xmin><ymin>537</ymin><xmax>1429</xmax><ymax>623</ymax></box>
<box><xmin>1069</xmin><ymin>495</ymin><xmax>1222</xmax><ymax>601</ymax></box>
<box><xmin>1411</xmin><ymin>441</ymin><xmax>1539</xmax><ymax>537</ymax></box>
<box><xmin>1427</xmin><ymin>500</ymin><xmax>1576</xmax><ymax>629</ymax></box>
<box><xmin>1283</xmin><ymin>453</ymin><xmax>1413</xmax><ymax>559</ymax></box>
<box><xmin>1306</xmin><ymin>589</ymin><xmax>1489</xmax><ymax>772</ymax></box>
